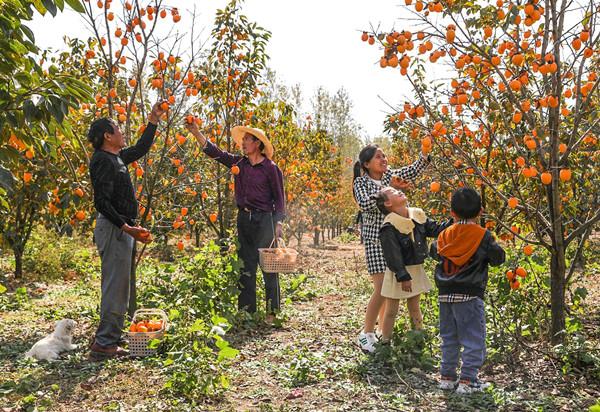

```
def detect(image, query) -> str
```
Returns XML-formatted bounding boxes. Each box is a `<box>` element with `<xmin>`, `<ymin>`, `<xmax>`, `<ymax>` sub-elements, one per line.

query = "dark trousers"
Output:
<box><xmin>237</xmin><ymin>210</ymin><xmax>281</xmax><ymax>314</ymax></box>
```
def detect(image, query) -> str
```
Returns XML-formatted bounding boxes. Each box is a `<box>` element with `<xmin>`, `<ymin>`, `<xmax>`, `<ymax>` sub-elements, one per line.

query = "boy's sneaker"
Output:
<box><xmin>438</xmin><ymin>376</ymin><xmax>459</xmax><ymax>390</ymax></box>
<box><xmin>356</xmin><ymin>331</ymin><xmax>378</xmax><ymax>353</ymax></box>
<box><xmin>456</xmin><ymin>378</ymin><xmax>490</xmax><ymax>394</ymax></box>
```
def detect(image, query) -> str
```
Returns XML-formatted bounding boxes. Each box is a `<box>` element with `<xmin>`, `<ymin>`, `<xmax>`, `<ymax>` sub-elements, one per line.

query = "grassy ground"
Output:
<box><xmin>1</xmin><ymin>237</ymin><xmax>599</xmax><ymax>411</ymax></box>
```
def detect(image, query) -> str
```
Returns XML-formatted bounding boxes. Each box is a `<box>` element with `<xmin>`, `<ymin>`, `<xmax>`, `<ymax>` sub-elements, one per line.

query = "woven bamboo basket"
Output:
<box><xmin>127</xmin><ymin>308</ymin><xmax>168</xmax><ymax>357</ymax></box>
<box><xmin>258</xmin><ymin>238</ymin><xmax>299</xmax><ymax>273</ymax></box>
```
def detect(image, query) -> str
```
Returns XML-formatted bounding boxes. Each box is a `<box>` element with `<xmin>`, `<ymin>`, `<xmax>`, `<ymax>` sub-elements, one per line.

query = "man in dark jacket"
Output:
<box><xmin>430</xmin><ymin>187</ymin><xmax>505</xmax><ymax>394</ymax></box>
<box><xmin>87</xmin><ymin>101</ymin><xmax>165</xmax><ymax>359</ymax></box>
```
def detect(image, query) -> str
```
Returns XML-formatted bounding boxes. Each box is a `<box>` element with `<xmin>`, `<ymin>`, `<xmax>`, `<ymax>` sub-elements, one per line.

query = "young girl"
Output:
<box><xmin>353</xmin><ymin>145</ymin><xmax>430</xmax><ymax>352</ymax></box>
<box><xmin>374</xmin><ymin>186</ymin><xmax>451</xmax><ymax>343</ymax></box>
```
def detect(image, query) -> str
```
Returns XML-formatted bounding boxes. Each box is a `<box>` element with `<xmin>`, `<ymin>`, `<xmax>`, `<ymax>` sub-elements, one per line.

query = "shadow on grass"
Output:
<box><xmin>0</xmin><ymin>335</ymin><xmax>110</xmax><ymax>408</ymax></box>
<box><xmin>226</xmin><ymin>312</ymin><xmax>284</xmax><ymax>350</ymax></box>
<box><xmin>353</xmin><ymin>341</ymin><xmax>503</xmax><ymax>412</ymax></box>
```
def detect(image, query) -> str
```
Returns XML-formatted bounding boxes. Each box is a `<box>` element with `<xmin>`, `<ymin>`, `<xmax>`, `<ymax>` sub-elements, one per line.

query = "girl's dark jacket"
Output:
<box><xmin>379</xmin><ymin>209</ymin><xmax>452</xmax><ymax>282</ymax></box>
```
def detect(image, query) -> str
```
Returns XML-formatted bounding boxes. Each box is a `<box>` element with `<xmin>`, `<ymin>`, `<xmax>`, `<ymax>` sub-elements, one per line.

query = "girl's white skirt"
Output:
<box><xmin>381</xmin><ymin>264</ymin><xmax>432</xmax><ymax>299</ymax></box>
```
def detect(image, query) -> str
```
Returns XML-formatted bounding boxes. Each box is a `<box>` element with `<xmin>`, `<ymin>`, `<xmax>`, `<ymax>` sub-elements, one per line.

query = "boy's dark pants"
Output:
<box><xmin>439</xmin><ymin>298</ymin><xmax>486</xmax><ymax>382</ymax></box>
<box><xmin>236</xmin><ymin>210</ymin><xmax>281</xmax><ymax>314</ymax></box>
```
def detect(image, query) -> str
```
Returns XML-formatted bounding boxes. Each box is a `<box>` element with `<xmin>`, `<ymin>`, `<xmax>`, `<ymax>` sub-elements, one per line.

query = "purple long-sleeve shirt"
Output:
<box><xmin>203</xmin><ymin>139</ymin><xmax>286</xmax><ymax>222</ymax></box>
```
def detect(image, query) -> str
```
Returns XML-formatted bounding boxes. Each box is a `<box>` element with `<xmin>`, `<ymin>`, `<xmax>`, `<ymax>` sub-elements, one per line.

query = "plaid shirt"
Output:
<box><xmin>456</xmin><ymin>220</ymin><xmax>477</xmax><ymax>225</ymax></box>
<box><xmin>353</xmin><ymin>155</ymin><xmax>430</xmax><ymax>242</ymax></box>
<box><xmin>438</xmin><ymin>294</ymin><xmax>478</xmax><ymax>303</ymax></box>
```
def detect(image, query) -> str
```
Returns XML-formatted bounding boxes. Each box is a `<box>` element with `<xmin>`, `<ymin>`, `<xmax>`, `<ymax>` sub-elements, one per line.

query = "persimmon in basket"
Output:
<box><xmin>129</xmin><ymin>319</ymin><xmax>164</xmax><ymax>333</ymax></box>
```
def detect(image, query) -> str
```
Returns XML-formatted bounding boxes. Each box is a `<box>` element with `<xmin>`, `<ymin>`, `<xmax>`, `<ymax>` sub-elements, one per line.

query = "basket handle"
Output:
<box><xmin>132</xmin><ymin>308</ymin><xmax>169</xmax><ymax>330</ymax></box>
<box><xmin>269</xmin><ymin>237</ymin><xmax>286</xmax><ymax>249</ymax></box>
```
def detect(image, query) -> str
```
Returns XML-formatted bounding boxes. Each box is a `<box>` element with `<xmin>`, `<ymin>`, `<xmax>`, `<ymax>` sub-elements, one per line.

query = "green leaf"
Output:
<box><xmin>20</xmin><ymin>25</ymin><xmax>36</xmax><ymax>43</ymax></box>
<box><xmin>211</xmin><ymin>315</ymin><xmax>228</xmax><ymax>327</ymax></box>
<box><xmin>23</xmin><ymin>99</ymin><xmax>36</xmax><ymax>122</ymax></box>
<box><xmin>169</xmin><ymin>308</ymin><xmax>180</xmax><ymax>319</ymax></box>
<box><xmin>0</xmin><ymin>165</ymin><xmax>16</xmax><ymax>192</ymax></box>
<box><xmin>47</xmin><ymin>99</ymin><xmax>65</xmax><ymax>123</ymax></box>
<box><xmin>65</xmin><ymin>0</ymin><xmax>85</xmax><ymax>12</ymax></box>
<box><xmin>148</xmin><ymin>338</ymin><xmax>161</xmax><ymax>349</ymax></box>
<box><xmin>582</xmin><ymin>12</ymin><xmax>592</xmax><ymax>28</ymax></box>
<box><xmin>217</xmin><ymin>345</ymin><xmax>239</xmax><ymax>361</ymax></box>
<box><xmin>0</xmin><ymin>284</ymin><xmax>6</xmax><ymax>294</ymax></box>
<box><xmin>41</xmin><ymin>0</ymin><xmax>58</xmax><ymax>16</ymax></box>
<box><xmin>220</xmin><ymin>374</ymin><xmax>230</xmax><ymax>389</ymax></box>
<box><xmin>0</xmin><ymin>188</ymin><xmax>8</xmax><ymax>209</ymax></box>
<box><xmin>32</xmin><ymin>0</ymin><xmax>48</xmax><ymax>15</ymax></box>
<box><xmin>574</xmin><ymin>287</ymin><xmax>588</xmax><ymax>301</ymax></box>
<box><xmin>188</xmin><ymin>319</ymin><xmax>206</xmax><ymax>333</ymax></box>
<box><xmin>14</xmin><ymin>72</ymin><xmax>32</xmax><ymax>86</ymax></box>
<box><xmin>10</xmin><ymin>40</ymin><xmax>29</xmax><ymax>55</ymax></box>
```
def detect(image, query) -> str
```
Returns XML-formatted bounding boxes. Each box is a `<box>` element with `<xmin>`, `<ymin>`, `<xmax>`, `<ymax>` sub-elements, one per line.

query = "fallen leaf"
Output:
<box><xmin>285</xmin><ymin>388</ymin><xmax>304</xmax><ymax>399</ymax></box>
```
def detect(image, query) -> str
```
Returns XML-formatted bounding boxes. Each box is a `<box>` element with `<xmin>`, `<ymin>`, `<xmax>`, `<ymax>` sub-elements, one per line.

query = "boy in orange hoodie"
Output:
<box><xmin>431</xmin><ymin>188</ymin><xmax>505</xmax><ymax>394</ymax></box>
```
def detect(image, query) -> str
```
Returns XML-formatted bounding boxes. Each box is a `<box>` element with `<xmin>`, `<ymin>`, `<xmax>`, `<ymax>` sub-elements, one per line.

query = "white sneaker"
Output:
<box><xmin>456</xmin><ymin>379</ymin><xmax>491</xmax><ymax>394</ymax></box>
<box><xmin>438</xmin><ymin>376</ymin><xmax>459</xmax><ymax>390</ymax></box>
<box><xmin>356</xmin><ymin>331</ymin><xmax>378</xmax><ymax>353</ymax></box>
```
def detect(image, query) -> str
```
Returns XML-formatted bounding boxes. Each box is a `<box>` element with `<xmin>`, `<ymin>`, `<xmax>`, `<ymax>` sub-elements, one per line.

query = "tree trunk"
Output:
<box><xmin>573</xmin><ymin>253</ymin><xmax>585</xmax><ymax>271</ymax></box>
<box><xmin>550</xmin><ymin>250</ymin><xmax>566</xmax><ymax>344</ymax></box>
<box><xmin>13</xmin><ymin>247</ymin><xmax>23</xmax><ymax>278</ymax></box>
<box><xmin>313</xmin><ymin>228</ymin><xmax>320</xmax><ymax>246</ymax></box>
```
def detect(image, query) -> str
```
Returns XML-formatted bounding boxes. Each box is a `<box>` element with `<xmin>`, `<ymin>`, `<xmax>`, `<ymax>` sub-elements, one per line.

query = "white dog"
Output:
<box><xmin>25</xmin><ymin>319</ymin><xmax>77</xmax><ymax>361</ymax></box>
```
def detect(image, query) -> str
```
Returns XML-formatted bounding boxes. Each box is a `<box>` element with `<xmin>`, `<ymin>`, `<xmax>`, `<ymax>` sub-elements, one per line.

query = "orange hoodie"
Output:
<box><xmin>437</xmin><ymin>223</ymin><xmax>487</xmax><ymax>276</ymax></box>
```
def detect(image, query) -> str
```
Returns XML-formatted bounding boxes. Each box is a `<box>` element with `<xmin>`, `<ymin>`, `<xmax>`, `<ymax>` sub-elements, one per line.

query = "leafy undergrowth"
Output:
<box><xmin>1</xmin><ymin>237</ymin><xmax>599</xmax><ymax>411</ymax></box>
<box><xmin>214</xmin><ymin>242</ymin><xmax>600</xmax><ymax>412</ymax></box>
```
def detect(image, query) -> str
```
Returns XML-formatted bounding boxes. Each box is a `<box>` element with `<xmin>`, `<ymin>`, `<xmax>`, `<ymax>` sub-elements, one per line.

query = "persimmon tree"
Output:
<box><xmin>184</xmin><ymin>0</ymin><xmax>271</xmax><ymax>241</ymax></box>
<box><xmin>0</xmin><ymin>123</ymin><xmax>91</xmax><ymax>278</ymax></box>
<box><xmin>0</xmin><ymin>0</ymin><xmax>91</xmax><ymax>277</ymax></box>
<box><xmin>364</xmin><ymin>0</ymin><xmax>599</xmax><ymax>343</ymax></box>
<box><xmin>72</xmin><ymin>0</ymin><xmax>279</xmax><ymax>258</ymax></box>
<box><xmin>1</xmin><ymin>135</ymin><xmax>55</xmax><ymax>277</ymax></box>
<box><xmin>0</xmin><ymin>0</ymin><xmax>90</xmax><ymax>161</ymax></box>
<box><xmin>248</xmin><ymin>89</ymin><xmax>355</xmax><ymax>247</ymax></box>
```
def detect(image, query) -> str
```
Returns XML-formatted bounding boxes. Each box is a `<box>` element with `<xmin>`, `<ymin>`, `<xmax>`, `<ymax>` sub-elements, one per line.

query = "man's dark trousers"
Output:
<box><xmin>236</xmin><ymin>210</ymin><xmax>281</xmax><ymax>314</ymax></box>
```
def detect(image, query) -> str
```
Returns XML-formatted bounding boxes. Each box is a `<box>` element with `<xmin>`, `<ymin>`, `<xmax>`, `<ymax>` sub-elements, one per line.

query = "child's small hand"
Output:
<box><xmin>401</xmin><ymin>280</ymin><xmax>412</xmax><ymax>292</ymax></box>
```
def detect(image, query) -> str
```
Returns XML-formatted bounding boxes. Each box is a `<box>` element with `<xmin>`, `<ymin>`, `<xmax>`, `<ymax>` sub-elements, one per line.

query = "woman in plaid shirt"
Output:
<box><xmin>353</xmin><ymin>144</ymin><xmax>430</xmax><ymax>352</ymax></box>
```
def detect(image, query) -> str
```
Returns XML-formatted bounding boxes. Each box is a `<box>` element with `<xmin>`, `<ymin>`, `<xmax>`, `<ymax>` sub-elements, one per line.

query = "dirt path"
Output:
<box><xmin>220</xmin><ymin>241</ymin><xmax>369</xmax><ymax>411</ymax></box>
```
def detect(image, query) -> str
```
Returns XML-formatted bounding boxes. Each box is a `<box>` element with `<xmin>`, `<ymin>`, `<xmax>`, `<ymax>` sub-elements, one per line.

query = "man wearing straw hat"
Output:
<box><xmin>186</xmin><ymin>123</ymin><xmax>285</xmax><ymax>320</ymax></box>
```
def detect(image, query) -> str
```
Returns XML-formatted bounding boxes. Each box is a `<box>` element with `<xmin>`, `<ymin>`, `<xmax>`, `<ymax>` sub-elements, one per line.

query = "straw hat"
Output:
<box><xmin>231</xmin><ymin>126</ymin><xmax>274</xmax><ymax>159</ymax></box>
